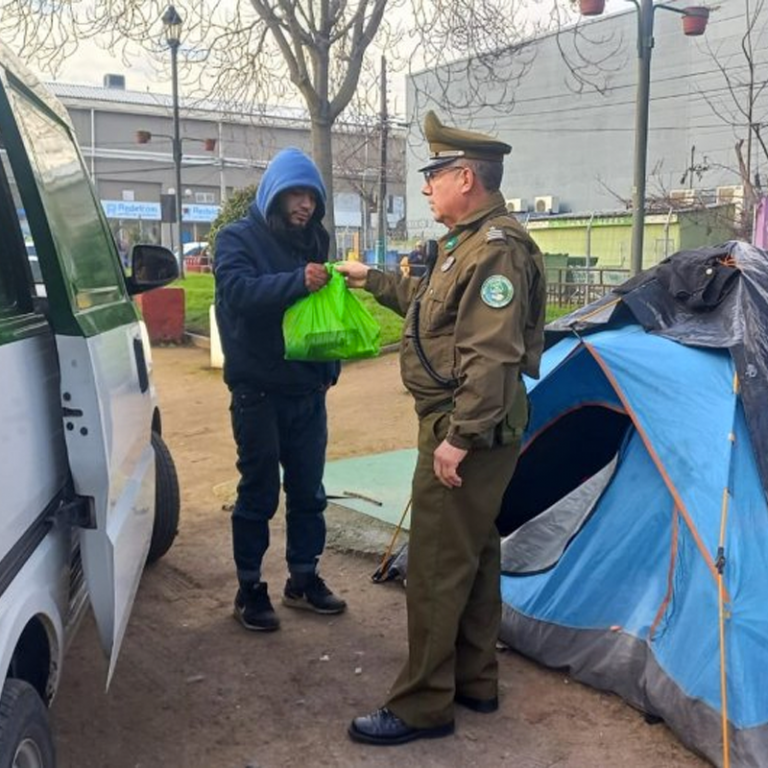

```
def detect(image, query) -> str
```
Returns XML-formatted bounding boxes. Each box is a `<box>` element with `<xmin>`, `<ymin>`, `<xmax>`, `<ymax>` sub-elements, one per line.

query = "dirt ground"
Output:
<box><xmin>50</xmin><ymin>346</ymin><xmax>708</xmax><ymax>768</ymax></box>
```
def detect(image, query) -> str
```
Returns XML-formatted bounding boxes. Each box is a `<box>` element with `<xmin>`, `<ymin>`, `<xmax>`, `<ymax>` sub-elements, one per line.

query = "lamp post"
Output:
<box><xmin>162</xmin><ymin>4</ymin><xmax>184</xmax><ymax>276</ymax></box>
<box><xmin>580</xmin><ymin>1</ymin><xmax>710</xmax><ymax>276</ymax></box>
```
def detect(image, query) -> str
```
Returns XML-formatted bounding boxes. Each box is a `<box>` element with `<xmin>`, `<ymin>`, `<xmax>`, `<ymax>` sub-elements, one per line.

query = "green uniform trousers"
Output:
<box><xmin>385</xmin><ymin>410</ymin><xmax>521</xmax><ymax>728</ymax></box>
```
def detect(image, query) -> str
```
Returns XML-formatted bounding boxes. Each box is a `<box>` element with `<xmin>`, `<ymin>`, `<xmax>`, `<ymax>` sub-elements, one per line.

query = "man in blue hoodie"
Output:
<box><xmin>215</xmin><ymin>147</ymin><xmax>347</xmax><ymax>632</ymax></box>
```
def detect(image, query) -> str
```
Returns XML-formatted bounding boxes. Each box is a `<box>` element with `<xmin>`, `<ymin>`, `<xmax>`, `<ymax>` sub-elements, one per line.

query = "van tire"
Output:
<box><xmin>147</xmin><ymin>431</ymin><xmax>180</xmax><ymax>564</ymax></box>
<box><xmin>0</xmin><ymin>679</ymin><xmax>55</xmax><ymax>768</ymax></box>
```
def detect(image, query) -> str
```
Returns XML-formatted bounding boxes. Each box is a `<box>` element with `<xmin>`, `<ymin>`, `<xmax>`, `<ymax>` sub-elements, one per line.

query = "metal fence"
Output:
<box><xmin>546</xmin><ymin>267</ymin><xmax>631</xmax><ymax>307</ymax></box>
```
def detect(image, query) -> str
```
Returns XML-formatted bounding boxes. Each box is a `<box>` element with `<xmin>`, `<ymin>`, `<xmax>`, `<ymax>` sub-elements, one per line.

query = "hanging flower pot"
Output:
<box><xmin>204</xmin><ymin>138</ymin><xmax>217</xmax><ymax>152</ymax></box>
<box><xmin>579</xmin><ymin>0</ymin><xmax>606</xmax><ymax>15</ymax></box>
<box><xmin>682</xmin><ymin>6</ymin><xmax>710</xmax><ymax>36</ymax></box>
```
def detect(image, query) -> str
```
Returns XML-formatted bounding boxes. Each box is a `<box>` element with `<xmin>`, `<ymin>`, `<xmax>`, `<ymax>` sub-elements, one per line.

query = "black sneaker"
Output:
<box><xmin>234</xmin><ymin>582</ymin><xmax>280</xmax><ymax>631</ymax></box>
<box><xmin>282</xmin><ymin>574</ymin><xmax>347</xmax><ymax>615</ymax></box>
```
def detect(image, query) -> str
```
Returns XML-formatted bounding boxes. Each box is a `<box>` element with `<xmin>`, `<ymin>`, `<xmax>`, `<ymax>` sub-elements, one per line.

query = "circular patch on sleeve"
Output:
<box><xmin>481</xmin><ymin>275</ymin><xmax>515</xmax><ymax>308</ymax></box>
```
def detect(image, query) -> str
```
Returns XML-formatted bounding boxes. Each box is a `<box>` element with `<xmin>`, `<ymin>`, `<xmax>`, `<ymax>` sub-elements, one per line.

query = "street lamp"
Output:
<box><xmin>162</xmin><ymin>4</ymin><xmax>184</xmax><ymax>275</ymax></box>
<box><xmin>580</xmin><ymin>1</ymin><xmax>710</xmax><ymax>276</ymax></box>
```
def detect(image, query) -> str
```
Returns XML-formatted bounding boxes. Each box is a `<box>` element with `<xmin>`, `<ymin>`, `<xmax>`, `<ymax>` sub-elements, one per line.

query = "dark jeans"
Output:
<box><xmin>229</xmin><ymin>387</ymin><xmax>328</xmax><ymax>585</ymax></box>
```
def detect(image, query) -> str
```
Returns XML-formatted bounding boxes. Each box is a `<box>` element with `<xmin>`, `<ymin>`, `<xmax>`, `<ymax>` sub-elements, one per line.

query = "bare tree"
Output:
<box><xmin>697</xmin><ymin>0</ymin><xmax>768</xmax><ymax>236</ymax></box>
<box><xmin>406</xmin><ymin>0</ymin><xmax>622</xmax><ymax>137</ymax></box>
<box><xmin>0</xmin><ymin>0</ymin><xmax>606</xmax><ymax>243</ymax></box>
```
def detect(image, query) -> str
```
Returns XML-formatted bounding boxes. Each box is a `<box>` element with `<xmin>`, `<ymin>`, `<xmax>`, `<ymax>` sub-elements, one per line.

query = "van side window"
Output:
<box><xmin>8</xmin><ymin>88</ymin><xmax>125</xmax><ymax>311</ymax></box>
<box><xmin>0</xmin><ymin>140</ymin><xmax>37</xmax><ymax>317</ymax></box>
<box><xmin>1</xmin><ymin>147</ymin><xmax>44</xmax><ymax>300</ymax></box>
<box><xmin>0</xmin><ymin>249</ymin><xmax>14</xmax><ymax>315</ymax></box>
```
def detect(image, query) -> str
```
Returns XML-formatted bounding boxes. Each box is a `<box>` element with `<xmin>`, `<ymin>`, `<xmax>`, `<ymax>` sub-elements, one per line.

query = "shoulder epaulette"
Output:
<box><xmin>486</xmin><ymin>226</ymin><xmax>507</xmax><ymax>243</ymax></box>
<box><xmin>487</xmin><ymin>214</ymin><xmax>537</xmax><ymax>254</ymax></box>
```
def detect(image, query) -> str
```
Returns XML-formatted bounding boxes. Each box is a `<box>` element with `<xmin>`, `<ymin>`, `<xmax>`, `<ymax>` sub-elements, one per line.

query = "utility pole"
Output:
<box><xmin>629</xmin><ymin>0</ymin><xmax>653</xmax><ymax>278</ymax></box>
<box><xmin>580</xmin><ymin>2</ymin><xmax>710</xmax><ymax>278</ymax></box>
<box><xmin>377</xmin><ymin>56</ymin><xmax>388</xmax><ymax>269</ymax></box>
<box><xmin>687</xmin><ymin>145</ymin><xmax>696</xmax><ymax>189</ymax></box>
<box><xmin>162</xmin><ymin>4</ymin><xmax>185</xmax><ymax>278</ymax></box>
<box><xmin>217</xmin><ymin>121</ymin><xmax>227</xmax><ymax>204</ymax></box>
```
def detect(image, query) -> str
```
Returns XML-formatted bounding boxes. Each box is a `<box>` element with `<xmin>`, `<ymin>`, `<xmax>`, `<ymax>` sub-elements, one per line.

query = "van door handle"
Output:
<box><xmin>133</xmin><ymin>337</ymin><xmax>149</xmax><ymax>393</ymax></box>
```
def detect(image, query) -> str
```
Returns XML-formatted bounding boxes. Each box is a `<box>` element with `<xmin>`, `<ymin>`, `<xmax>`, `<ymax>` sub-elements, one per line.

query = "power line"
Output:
<box><xmin>452</xmin><ymin>59</ymin><xmax>766</xmax><ymax>112</ymax></box>
<box><xmin>475</xmin><ymin>80</ymin><xmax>763</xmax><ymax>122</ymax></box>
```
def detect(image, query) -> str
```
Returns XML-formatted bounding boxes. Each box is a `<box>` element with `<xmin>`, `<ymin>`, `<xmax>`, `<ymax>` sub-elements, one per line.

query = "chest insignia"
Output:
<box><xmin>481</xmin><ymin>275</ymin><xmax>515</xmax><ymax>308</ymax></box>
<box><xmin>445</xmin><ymin>235</ymin><xmax>459</xmax><ymax>250</ymax></box>
<box><xmin>486</xmin><ymin>227</ymin><xmax>506</xmax><ymax>243</ymax></box>
<box><xmin>440</xmin><ymin>256</ymin><xmax>456</xmax><ymax>273</ymax></box>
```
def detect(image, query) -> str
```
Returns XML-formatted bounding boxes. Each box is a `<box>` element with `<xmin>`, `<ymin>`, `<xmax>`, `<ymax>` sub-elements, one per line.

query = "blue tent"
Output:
<box><xmin>499</xmin><ymin>248</ymin><xmax>768</xmax><ymax>767</ymax></box>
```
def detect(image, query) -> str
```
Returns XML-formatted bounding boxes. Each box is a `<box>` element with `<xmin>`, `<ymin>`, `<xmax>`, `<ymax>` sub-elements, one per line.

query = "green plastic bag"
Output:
<box><xmin>283</xmin><ymin>264</ymin><xmax>381</xmax><ymax>361</ymax></box>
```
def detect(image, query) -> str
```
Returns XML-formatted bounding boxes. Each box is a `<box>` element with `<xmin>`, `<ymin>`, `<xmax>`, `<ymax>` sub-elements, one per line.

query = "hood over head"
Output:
<box><xmin>253</xmin><ymin>147</ymin><xmax>327</xmax><ymax>221</ymax></box>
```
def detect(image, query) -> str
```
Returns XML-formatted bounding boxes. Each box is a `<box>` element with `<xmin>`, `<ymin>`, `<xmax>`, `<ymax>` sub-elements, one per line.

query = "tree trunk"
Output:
<box><xmin>311</xmin><ymin>117</ymin><xmax>336</xmax><ymax>259</ymax></box>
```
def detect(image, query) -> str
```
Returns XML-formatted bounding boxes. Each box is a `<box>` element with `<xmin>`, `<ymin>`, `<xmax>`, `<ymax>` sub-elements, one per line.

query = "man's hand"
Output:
<box><xmin>433</xmin><ymin>439</ymin><xmax>468</xmax><ymax>489</ymax></box>
<box><xmin>305</xmin><ymin>262</ymin><xmax>330</xmax><ymax>293</ymax></box>
<box><xmin>334</xmin><ymin>261</ymin><xmax>370</xmax><ymax>288</ymax></box>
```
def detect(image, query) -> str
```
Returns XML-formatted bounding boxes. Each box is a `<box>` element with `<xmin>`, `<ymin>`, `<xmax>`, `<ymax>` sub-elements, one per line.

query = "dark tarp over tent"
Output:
<box><xmin>501</xmin><ymin>242</ymin><xmax>768</xmax><ymax>768</ymax></box>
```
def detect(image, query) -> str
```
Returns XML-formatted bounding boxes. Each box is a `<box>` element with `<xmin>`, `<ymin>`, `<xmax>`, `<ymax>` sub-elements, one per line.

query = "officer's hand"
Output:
<box><xmin>433</xmin><ymin>439</ymin><xmax>467</xmax><ymax>489</ymax></box>
<box><xmin>305</xmin><ymin>263</ymin><xmax>329</xmax><ymax>293</ymax></box>
<box><xmin>334</xmin><ymin>261</ymin><xmax>370</xmax><ymax>288</ymax></box>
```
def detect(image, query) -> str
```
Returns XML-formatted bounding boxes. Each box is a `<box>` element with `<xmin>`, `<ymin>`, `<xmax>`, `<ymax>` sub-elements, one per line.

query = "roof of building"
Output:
<box><xmin>48</xmin><ymin>82</ymin><xmax>311</xmax><ymax>125</ymax></box>
<box><xmin>47</xmin><ymin>82</ymin><xmax>406</xmax><ymax>135</ymax></box>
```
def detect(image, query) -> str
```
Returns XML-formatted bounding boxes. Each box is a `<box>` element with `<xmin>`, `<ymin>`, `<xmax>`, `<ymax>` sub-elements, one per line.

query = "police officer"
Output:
<box><xmin>336</xmin><ymin>111</ymin><xmax>546</xmax><ymax>745</ymax></box>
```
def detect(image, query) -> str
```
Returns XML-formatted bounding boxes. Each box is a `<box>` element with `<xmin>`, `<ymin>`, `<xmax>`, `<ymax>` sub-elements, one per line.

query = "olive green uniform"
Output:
<box><xmin>365</xmin><ymin>190</ymin><xmax>546</xmax><ymax>728</ymax></box>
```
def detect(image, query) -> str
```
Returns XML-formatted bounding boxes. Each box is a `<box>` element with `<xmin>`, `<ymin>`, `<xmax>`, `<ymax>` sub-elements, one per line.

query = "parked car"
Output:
<box><xmin>183</xmin><ymin>241</ymin><xmax>212</xmax><ymax>273</ymax></box>
<box><xmin>0</xmin><ymin>40</ymin><xmax>180</xmax><ymax>767</ymax></box>
<box><xmin>183</xmin><ymin>241</ymin><xmax>209</xmax><ymax>258</ymax></box>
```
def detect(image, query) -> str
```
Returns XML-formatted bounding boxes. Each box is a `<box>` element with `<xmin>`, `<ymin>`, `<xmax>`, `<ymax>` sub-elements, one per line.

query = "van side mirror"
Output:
<box><xmin>126</xmin><ymin>244</ymin><xmax>179</xmax><ymax>295</ymax></box>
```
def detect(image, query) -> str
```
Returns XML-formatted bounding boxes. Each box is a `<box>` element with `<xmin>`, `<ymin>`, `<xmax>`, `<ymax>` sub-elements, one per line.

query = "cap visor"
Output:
<box><xmin>417</xmin><ymin>157</ymin><xmax>457</xmax><ymax>174</ymax></box>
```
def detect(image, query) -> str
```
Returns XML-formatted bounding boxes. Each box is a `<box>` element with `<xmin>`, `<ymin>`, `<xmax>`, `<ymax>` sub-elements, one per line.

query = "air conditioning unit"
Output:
<box><xmin>506</xmin><ymin>198</ymin><xmax>526</xmax><ymax>213</ymax></box>
<box><xmin>103</xmin><ymin>73</ymin><xmax>126</xmax><ymax>90</ymax></box>
<box><xmin>534</xmin><ymin>195</ymin><xmax>559</xmax><ymax>214</ymax></box>
<box><xmin>669</xmin><ymin>189</ymin><xmax>696</xmax><ymax>205</ymax></box>
<box><xmin>716</xmin><ymin>185</ymin><xmax>744</xmax><ymax>205</ymax></box>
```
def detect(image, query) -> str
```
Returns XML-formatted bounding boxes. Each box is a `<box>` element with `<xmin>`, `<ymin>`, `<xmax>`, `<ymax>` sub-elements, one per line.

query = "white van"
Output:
<box><xmin>0</xmin><ymin>44</ymin><xmax>180</xmax><ymax>766</ymax></box>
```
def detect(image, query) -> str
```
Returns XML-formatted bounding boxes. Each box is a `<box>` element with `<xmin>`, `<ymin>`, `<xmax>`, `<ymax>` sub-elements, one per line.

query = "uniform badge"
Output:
<box><xmin>440</xmin><ymin>256</ymin><xmax>456</xmax><ymax>272</ymax></box>
<box><xmin>445</xmin><ymin>235</ymin><xmax>459</xmax><ymax>250</ymax></box>
<box><xmin>486</xmin><ymin>227</ymin><xmax>506</xmax><ymax>243</ymax></box>
<box><xmin>481</xmin><ymin>275</ymin><xmax>514</xmax><ymax>308</ymax></box>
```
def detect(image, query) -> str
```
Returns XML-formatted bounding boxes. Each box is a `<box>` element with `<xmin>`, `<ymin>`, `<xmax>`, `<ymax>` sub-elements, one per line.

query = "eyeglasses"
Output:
<box><xmin>422</xmin><ymin>165</ymin><xmax>467</xmax><ymax>184</ymax></box>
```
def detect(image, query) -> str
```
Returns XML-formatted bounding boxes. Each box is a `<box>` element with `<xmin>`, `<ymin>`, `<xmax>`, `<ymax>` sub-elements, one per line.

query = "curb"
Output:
<box><xmin>185</xmin><ymin>332</ymin><xmax>210</xmax><ymax>349</ymax></box>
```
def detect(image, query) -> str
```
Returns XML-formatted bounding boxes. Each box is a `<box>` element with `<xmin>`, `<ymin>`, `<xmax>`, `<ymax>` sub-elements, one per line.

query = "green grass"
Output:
<box><xmin>175</xmin><ymin>271</ymin><xmax>576</xmax><ymax>342</ymax></box>
<box><xmin>175</xmin><ymin>273</ymin><xmax>215</xmax><ymax>336</ymax></box>
<box><xmin>546</xmin><ymin>304</ymin><xmax>578</xmax><ymax>323</ymax></box>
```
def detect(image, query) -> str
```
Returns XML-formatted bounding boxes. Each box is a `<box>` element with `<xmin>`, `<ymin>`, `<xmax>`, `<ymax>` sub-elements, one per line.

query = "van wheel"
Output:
<box><xmin>0</xmin><ymin>680</ymin><xmax>55</xmax><ymax>768</ymax></box>
<box><xmin>147</xmin><ymin>431</ymin><xmax>180</xmax><ymax>564</ymax></box>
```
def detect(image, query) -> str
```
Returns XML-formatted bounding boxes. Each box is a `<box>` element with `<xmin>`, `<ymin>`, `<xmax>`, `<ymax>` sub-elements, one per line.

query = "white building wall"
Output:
<box><xmin>406</xmin><ymin>0</ymin><xmax>764</xmax><ymax>239</ymax></box>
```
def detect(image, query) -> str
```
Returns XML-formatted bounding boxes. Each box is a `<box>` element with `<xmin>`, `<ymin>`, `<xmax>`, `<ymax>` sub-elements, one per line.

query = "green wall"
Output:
<box><xmin>526</xmin><ymin>208</ymin><xmax>736</xmax><ymax>270</ymax></box>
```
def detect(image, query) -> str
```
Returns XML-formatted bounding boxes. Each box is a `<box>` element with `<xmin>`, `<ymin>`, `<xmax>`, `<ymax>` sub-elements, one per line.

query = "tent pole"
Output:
<box><xmin>716</xmin><ymin>485</ymin><xmax>731</xmax><ymax>768</ymax></box>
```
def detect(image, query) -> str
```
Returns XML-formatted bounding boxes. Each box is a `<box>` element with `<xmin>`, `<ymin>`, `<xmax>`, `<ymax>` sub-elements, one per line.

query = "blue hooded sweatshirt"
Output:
<box><xmin>214</xmin><ymin>148</ymin><xmax>340</xmax><ymax>393</ymax></box>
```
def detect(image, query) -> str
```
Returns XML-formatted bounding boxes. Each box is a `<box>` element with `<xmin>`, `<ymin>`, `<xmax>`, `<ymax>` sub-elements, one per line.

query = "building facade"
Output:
<box><xmin>50</xmin><ymin>80</ymin><xmax>406</xmax><ymax>257</ymax></box>
<box><xmin>405</xmin><ymin>0</ymin><xmax>765</xmax><ymax>265</ymax></box>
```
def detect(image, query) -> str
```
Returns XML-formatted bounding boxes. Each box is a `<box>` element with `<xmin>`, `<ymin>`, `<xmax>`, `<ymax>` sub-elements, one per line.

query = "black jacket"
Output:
<box><xmin>214</xmin><ymin>203</ymin><xmax>340</xmax><ymax>394</ymax></box>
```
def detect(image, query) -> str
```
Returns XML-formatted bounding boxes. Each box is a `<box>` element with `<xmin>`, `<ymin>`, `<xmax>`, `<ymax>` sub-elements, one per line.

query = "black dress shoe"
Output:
<box><xmin>348</xmin><ymin>707</ymin><xmax>454</xmax><ymax>745</ymax></box>
<box><xmin>454</xmin><ymin>693</ymin><xmax>499</xmax><ymax>713</ymax></box>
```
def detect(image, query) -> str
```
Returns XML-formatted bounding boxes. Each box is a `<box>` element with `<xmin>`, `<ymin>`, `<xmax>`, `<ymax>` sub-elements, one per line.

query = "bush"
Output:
<box><xmin>208</xmin><ymin>184</ymin><xmax>257</xmax><ymax>260</ymax></box>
